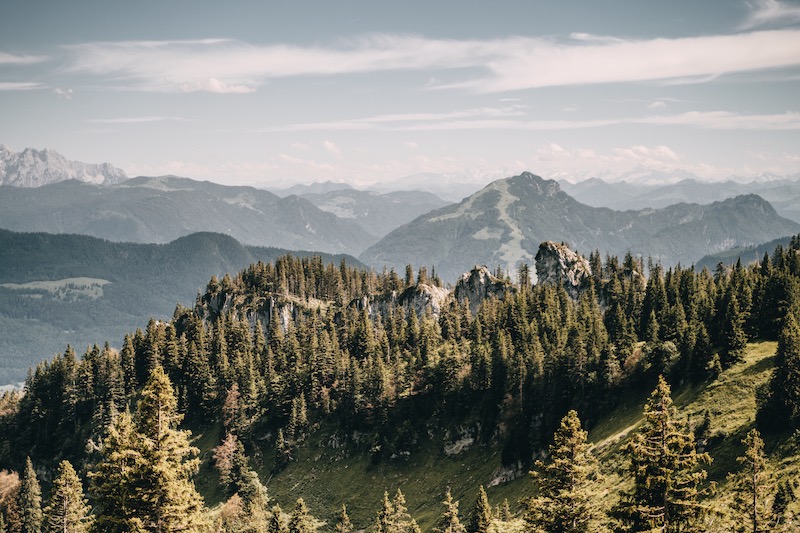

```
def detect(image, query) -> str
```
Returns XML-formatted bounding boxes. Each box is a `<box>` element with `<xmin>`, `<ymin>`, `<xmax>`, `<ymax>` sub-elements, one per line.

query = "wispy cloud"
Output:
<box><xmin>0</xmin><ymin>52</ymin><xmax>48</xmax><ymax>65</ymax></box>
<box><xmin>741</xmin><ymin>0</ymin><xmax>800</xmax><ymax>29</ymax></box>
<box><xmin>59</xmin><ymin>30</ymin><xmax>800</xmax><ymax>93</ymax></box>
<box><xmin>87</xmin><ymin>116</ymin><xmax>187</xmax><ymax>124</ymax></box>
<box><xmin>269</xmin><ymin>110</ymin><xmax>800</xmax><ymax>132</ymax></box>
<box><xmin>0</xmin><ymin>82</ymin><xmax>44</xmax><ymax>91</ymax></box>
<box><xmin>53</xmin><ymin>88</ymin><xmax>73</xmax><ymax>100</ymax></box>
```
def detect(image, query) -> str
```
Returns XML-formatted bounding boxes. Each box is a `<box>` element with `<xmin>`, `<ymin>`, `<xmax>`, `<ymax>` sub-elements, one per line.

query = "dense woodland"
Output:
<box><xmin>1</xmin><ymin>239</ymin><xmax>800</xmax><ymax>531</ymax></box>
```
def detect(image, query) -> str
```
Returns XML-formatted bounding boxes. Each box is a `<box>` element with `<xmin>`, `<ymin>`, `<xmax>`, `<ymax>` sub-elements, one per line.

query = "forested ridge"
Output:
<box><xmin>1</xmin><ymin>240</ymin><xmax>800</xmax><ymax>532</ymax></box>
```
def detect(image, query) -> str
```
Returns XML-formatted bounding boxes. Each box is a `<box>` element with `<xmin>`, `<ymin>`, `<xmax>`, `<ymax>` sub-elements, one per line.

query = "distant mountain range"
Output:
<box><xmin>0</xmin><ymin>176</ymin><xmax>377</xmax><ymax>254</ymax></box>
<box><xmin>296</xmin><ymin>188</ymin><xmax>448</xmax><ymax>238</ymax></box>
<box><xmin>0</xmin><ymin>145</ymin><xmax>127</xmax><ymax>186</ymax></box>
<box><xmin>361</xmin><ymin>172</ymin><xmax>800</xmax><ymax>281</ymax></box>
<box><xmin>0</xmin><ymin>229</ymin><xmax>361</xmax><ymax>384</ymax></box>
<box><xmin>560</xmin><ymin>176</ymin><xmax>800</xmax><ymax>223</ymax></box>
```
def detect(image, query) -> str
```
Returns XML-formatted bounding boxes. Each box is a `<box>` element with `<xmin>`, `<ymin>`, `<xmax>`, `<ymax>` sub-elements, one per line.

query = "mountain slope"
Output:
<box><xmin>0</xmin><ymin>175</ymin><xmax>376</xmax><ymax>254</ymax></box>
<box><xmin>361</xmin><ymin>172</ymin><xmax>800</xmax><ymax>281</ymax></box>
<box><xmin>0</xmin><ymin>145</ymin><xmax>127</xmax><ymax>186</ymax></box>
<box><xmin>0</xmin><ymin>229</ymin><xmax>362</xmax><ymax>384</ymax></box>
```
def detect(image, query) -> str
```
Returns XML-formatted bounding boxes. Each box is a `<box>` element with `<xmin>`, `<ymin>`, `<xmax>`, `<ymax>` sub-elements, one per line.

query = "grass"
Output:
<box><xmin>196</xmin><ymin>340</ymin><xmax>800</xmax><ymax>531</ymax></box>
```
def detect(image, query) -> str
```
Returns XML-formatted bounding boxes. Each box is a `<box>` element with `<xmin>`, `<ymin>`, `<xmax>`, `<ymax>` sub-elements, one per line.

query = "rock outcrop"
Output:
<box><xmin>534</xmin><ymin>241</ymin><xmax>592</xmax><ymax>299</ymax></box>
<box><xmin>454</xmin><ymin>265</ymin><xmax>513</xmax><ymax>313</ymax></box>
<box><xmin>353</xmin><ymin>282</ymin><xmax>450</xmax><ymax>319</ymax></box>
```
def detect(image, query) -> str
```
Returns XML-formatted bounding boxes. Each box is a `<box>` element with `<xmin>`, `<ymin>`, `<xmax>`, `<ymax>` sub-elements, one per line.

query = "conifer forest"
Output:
<box><xmin>1</xmin><ymin>238</ymin><xmax>800</xmax><ymax>532</ymax></box>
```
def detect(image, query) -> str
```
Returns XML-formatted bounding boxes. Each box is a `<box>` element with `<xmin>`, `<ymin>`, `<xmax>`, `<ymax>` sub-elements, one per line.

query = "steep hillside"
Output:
<box><xmin>0</xmin><ymin>175</ymin><xmax>375</xmax><ymax>254</ymax></box>
<box><xmin>0</xmin><ymin>145</ymin><xmax>127</xmax><ymax>186</ymax></box>
<box><xmin>0</xmin><ymin>229</ymin><xmax>361</xmax><ymax>384</ymax></box>
<box><xmin>361</xmin><ymin>172</ymin><xmax>800</xmax><ymax>281</ymax></box>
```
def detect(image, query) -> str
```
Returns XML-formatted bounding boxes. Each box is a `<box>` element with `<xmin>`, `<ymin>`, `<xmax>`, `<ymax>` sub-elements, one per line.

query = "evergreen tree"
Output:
<box><xmin>17</xmin><ymin>458</ymin><xmax>42</xmax><ymax>533</ymax></box>
<box><xmin>268</xmin><ymin>505</ymin><xmax>288</xmax><ymax>533</ymax></box>
<box><xmin>333</xmin><ymin>504</ymin><xmax>353</xmax><ymax>533</ymax></box>
<box><xmin>466</xmin><ymin>486</ymin><xmax>492</xmax><ymax>533</ymax></box>
<box><xmin>43</xmin><ymin>460</ymin><xmax>91</xmax><ymax>533</ymax></box>
<box><xmin>721</xmin><ymin>293</ymin><xmax>747</xmax><ymax>367</ymax></box>
<box><xmin>728</xmin><ymin>429</ymin><xmax>771</xmax><ymax>533</ymax></box>
<box><xmin>288</xmin><ymin>498</ymin><xmax>314</xmax><ymax>533</ymax></box>
<box><xmin>434</xmin><ymin>488</ymin><xmax>466</xmax><ymax>533</ymax></box>
<box><xmin>760</xmin><ymin>311</ymin><xmax>800</xmax><ymax>429</ymax></box>
<box><xmin>375</xmin><ymin>490</ymin><xmax>420</xmax><ymax>533</ymax></box>
<box><xmin>525</xmin><ymin>410</ymin><xmax>600</xmax><ymax>532</ymax></box>
<box><xmin>89</xmin><ymin>409</ymin><xmax>146</xmax><ymax>533</ymax></box>
<box><xmin>134</xmin><ymin>367</ymin><xmax>207</xmax><ymax>532</ymax></box>
<box><xmin>614</xmin><ymin>376</ymin><xmax>711</xmax><ymax>532</ymax></box>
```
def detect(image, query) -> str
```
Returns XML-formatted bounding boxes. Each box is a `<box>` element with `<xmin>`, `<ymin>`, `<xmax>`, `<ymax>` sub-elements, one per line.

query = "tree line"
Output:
<box><xmin>1</xmin><ymin>239</ymin><xmax>800</xmax><ymax>530</ymax></box>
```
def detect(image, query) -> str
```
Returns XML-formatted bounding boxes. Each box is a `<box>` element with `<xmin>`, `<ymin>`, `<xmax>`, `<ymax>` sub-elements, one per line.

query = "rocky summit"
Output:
<box><xmin>535</xmin><ymin>241</ymin><xmax>592</xmax><ymax>299</ymax></box>
<box><xmin>0</xmin><ymin>145</ymin><xmax>127</xmax><ymax>187</ymax></box>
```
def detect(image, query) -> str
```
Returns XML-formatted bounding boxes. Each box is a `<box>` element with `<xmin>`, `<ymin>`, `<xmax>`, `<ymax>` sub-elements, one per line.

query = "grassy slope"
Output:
<box><xmin>197</xmin><ymin>341</ymin><xmax>799</xmax><ymax>531</ymax></box>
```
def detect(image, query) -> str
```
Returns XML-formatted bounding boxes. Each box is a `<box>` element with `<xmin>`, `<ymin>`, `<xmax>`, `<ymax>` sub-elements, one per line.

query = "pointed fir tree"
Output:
<box><xmin>728</xmin><ymin>429</ymin><xmax>771</xmax><ymax>533</ymax></box>
<box><xmin>760</xmin><ymin>311</ymin><xmax>800</xmax><ymax>430</ymax></box>
<box><xmin>89</xmin><ymin>409</ymin><xmax>146</xmax><ymax>533</ymax></box>
<box><xmin>134</xmin><ymin>367</ymin><xmax>207</xmax><ymax>532</ymax></box>
<box><xmin>43</xmin><ymin>460</ymin><xmax>91</xmax><ymax>533</ymax></box>
<box><xmin>268</xmin><ymin>504</ymin><xmax>289</xmax><ymax>533</ymax></box>
<box><xmin>288</xmin><ymin>498</ymin><xmax>314</xmax><ymax>533</ymax></box>
<box><xmin>525</xmin><ymin>410</ymin><xmax>600</xmax><ymax>532</ymax></box>
<box><xmin>613</xmin><ymin>375</ymin><xmax>711</xmax><ymax>532</ymax></box>
<box><xmin>434</xmin><ymin>488</ymin><xmax>466</xmax><ymax>533</ymax></box>
<box><xmin>721</xmin><ymin>293</ymin><xmax>748</xmax><ymax>367</ymax></box>
<box><xmin>466</xmin><ymin>486</ymin><xmax>492</xmax><ymax>533</ymax></box>
<box><xmin>18</xmin><ymin>458</ymin><xmax>42</xmax><ymax>533</ymax></box>
<box><xmin>334</xmin><ymin>504</ymin><xmax>353</xmax><ymax>533</ymax></box>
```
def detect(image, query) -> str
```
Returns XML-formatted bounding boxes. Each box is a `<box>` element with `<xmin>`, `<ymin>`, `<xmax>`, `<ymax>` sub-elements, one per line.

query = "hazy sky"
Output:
<box><xmin>1</xmin><ymin>0</ymin><xmax>799</xmax><ymax>188</ymax></box>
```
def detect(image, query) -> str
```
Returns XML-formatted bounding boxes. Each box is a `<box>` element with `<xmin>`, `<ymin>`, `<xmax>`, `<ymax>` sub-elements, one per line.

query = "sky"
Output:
<box><xmin>1</xmin><ymin>0</ymin><xmax>799</xmax><ymax>189</ymax></box>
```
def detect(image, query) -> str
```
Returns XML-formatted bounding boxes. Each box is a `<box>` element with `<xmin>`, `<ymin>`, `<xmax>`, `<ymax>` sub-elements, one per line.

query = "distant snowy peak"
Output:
<box><xmin>0</xmin><ymin>145</ymin><xmax>127</xmax><ymax>187</ymax></box>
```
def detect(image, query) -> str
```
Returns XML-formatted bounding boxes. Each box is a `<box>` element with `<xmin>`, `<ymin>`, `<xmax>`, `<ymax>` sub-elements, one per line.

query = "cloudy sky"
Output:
<box><xmin>1</xmin><ymin>0</ymin><xmax>799</xmax><ymax>188</ymax></box>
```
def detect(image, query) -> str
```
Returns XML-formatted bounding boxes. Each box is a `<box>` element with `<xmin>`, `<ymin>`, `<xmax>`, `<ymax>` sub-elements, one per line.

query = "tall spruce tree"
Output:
<box><xmin>728</xmin><ymin>429</ymin><xmax>771</xmax><ymax>533</ymax></box>
<box><xmin>466</xmin><ymin>486</ymin><xmax>492</xmax><ymax>533</ymax></box>
<box><xmin>288</xmin><ymin>498</ymin><xmax>314</xmax><ymax>533</ymax></box>
<box><xmin>614</xmin><ymin>376</ymin><xmax>711</xmax><ymax>532</ymax></box>
<box><xmin>43</xmin><ymin>460</ymin><xmax>90</xmax><ymax>533</ymax></box>
<box><xmin>333</xmin><ymin>504</ymin><xmax>353</xmax><ymax>533</ymax></box>
<box><xmin>525</xmin><ymin>410</ymin><xmax>600</xmax><ymax>532</ymax></box>
<box><xmin>760</xmin><ymin>311</ymin><xmax>800</xmax><ymax>429</ymax></box>
<box><xmin>18</xmin><ymin>458</ymin><xmax>42</xmax><ymax>533</ymax></box>
<box><xmin>134</xmin><ymin>367</ymin><xmax>207</xmax><ymax>532</ymax></box>
<box><xmin>434</xmin><ymin>488</ymin><xmax>466</xmax><ymax>533</ymax></box>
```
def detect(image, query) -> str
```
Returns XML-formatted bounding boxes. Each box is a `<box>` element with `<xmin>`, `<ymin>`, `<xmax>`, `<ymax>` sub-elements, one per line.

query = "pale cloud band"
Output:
<box><xmin>270</xmin><ymin>110</ymin><xmax>800</xmax><ymax>132</ymax></box>
<box><xmin>59</xmin><ymin>29</ymin><xmax>800</xmax><ymax>93</ymax></box>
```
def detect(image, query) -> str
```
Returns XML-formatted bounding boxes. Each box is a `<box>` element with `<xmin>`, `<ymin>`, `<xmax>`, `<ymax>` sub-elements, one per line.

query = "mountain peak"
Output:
<box><xmin>0</xmin><ymin>145</ymin><xmax>127</xmax><ymax>187</ymax></box>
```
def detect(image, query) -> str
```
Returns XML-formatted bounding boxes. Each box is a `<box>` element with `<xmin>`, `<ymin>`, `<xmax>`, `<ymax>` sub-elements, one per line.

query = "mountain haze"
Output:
<box><xmin>0</xmin><ymin>229</ymin><xmax>362</xmax><ymax>384</ymax></box>
<box><xmin>0</xmin><ymin>145</ymin><xmax>127</xmax><ymax>186</ymax></box>
<box><xmin>361</xmin><ymin>172</ymin><xmax>800</xmax><ymax>281</ymax></box>
<box><xmin>0</xmin><ymin>175</ymin><xmax>376</xmax><ymax>254</ymax></box>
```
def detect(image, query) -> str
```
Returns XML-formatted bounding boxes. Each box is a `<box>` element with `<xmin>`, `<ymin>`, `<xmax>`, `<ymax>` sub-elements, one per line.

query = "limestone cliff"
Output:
<box><xmin>453</xmin><ymin>265</ymin><xmax>513</xmax><ymax>313</ymax></box>
<box><xmin>534</xmin><ymin>241</ymin><xmax>592</xmax><ymax>299</ymax></box>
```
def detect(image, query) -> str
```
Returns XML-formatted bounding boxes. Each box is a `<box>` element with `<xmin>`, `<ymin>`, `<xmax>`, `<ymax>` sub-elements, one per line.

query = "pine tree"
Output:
<box><xmin>375</xmin><ymin>490</ymin><xmax>420</xmax><ymax>533</ymax></box>
<box><xmin>434</xmin><ymin>488</ymin><xmax>466</xmax><ymax>533</ymax></box>
<box><xmin>268</xmin><ymin>505</ymin><xmax>288</xmax><ymax>533</ymax></box>
<box><xmin>43</xmin><ymin>460</ymin><xmax>91</xmax><ymax>533</ymax></box>
<box><xmin>760</xmin><ymin>311</ymin><xmax>800</xmax><ymax>429</ymax></box>
<box><xmin>525</xmin><ymin>410</ymin><xmax>600</xmax><ymax>532</ymax></box>
<box><xmin>333</xmin><ymin>504</ymin><xmax>353</xmax><ymax>533</ymax></box>
<box><xmin>18</xmin><ymin>458</ymin><xmax>42</xmax><ymax>533</ymax></box>
<box><xmin>721</xmin><ymin>293</ymin><xmax>747</xmax><ymax>367</ymax></box>
<box><xmin>728</xmin><ymin>429</ymin><xmax>771</xmax><ymax>533</ymax></box>
<box><xmin>134</xmin><ymin>367</ymin><xmax>207</xmax><ymax>532</ymax></box>
<box><xmin>89</xmin><ymin>409</ymin><xmax>146</xmax><ymax>533</ymax></box>
<box><xmin>466</xmin><ymin>486</ymin><xmax>492</xmax><ymax>533</ymax></box>
<box><xmin>288</xmin><ymin>498</ymin><xmax>314</xmax><ymax>533</ymax></box>
<box><xmin>614</xmin><ymin>376</ymin><xmax>711</xmax><ymax>532</ymax></box>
